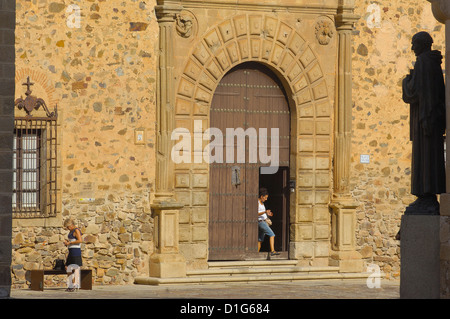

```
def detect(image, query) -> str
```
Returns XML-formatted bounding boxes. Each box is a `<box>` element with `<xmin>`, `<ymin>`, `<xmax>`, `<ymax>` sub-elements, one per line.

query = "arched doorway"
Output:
<box><xmin>208</xmin><ymin>62</ymin><xmax>290</xmax><ymax>261</ymax></box>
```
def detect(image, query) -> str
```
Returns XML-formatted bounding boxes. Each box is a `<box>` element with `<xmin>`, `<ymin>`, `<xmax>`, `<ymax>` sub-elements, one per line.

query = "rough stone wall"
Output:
<box><xmin>12</xmin><ymin>0</ymin><xmax>159</xmax><ymax>287</ymax></box>
<box><xmin>351</xmin><ymin>0</ymin><xmax>445</xmax><ymax>279</ymax></box>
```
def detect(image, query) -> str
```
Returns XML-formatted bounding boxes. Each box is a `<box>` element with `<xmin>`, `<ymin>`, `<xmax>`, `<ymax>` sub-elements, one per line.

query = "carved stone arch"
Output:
<box><xmin>175</xmin><ymin>14</ymin><xmax>332</xmax><ymax>120</ymax></box>
<box><xmin>173</xmin><ymin>13</ymin><xmax>334</xmax><ymax>262</ymax></box>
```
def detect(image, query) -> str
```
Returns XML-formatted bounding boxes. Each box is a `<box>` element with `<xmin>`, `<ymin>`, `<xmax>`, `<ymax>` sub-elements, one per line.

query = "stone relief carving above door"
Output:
<box><xmin>175</xmin><ymin>14</ymin><xmax>332</xmax><ymax>117</ymax></box>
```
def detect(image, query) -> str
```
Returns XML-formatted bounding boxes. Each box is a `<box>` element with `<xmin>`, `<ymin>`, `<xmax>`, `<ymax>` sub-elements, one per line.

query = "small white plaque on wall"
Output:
<box><xmin>135</xmin><ymin>129</ymin><xmax>145</xmax><ymax>145</ymax></box>
<box><xmin>360</xmin><ymin>154</ymin><xmax>370</xmax><ymax>164</ymax></box>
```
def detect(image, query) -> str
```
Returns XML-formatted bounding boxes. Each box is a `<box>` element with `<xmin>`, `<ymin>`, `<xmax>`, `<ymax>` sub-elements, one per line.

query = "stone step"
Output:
<box><xmin>206</xmin><ymin>259</ymin><xmax>299</xmax><ymax>269</ymax></box>
<box><xmin>134</xmin><ymin>260</ymin><xmax>370</xmax><ymax>286</ymax></box>
<box><xmin>135</xmin><ymin>271</ymin><xmax>370</xmax><ymax>286</ymax></box>
<box><xmin>188</xmin><ymin>262</ymin><xmax>340</xmax><ymax>277</ymax></box>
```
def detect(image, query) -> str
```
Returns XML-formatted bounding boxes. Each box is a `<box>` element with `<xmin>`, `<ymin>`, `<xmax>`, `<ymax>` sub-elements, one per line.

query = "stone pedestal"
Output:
<box><xmin>400</xmin><ymin>215</ymin><xmax>440</xmax><ymax>299</ymax></box>
<box><xmin>330</xmin><ymin>199</ymin><xmax>364</xmax><ymax>272</ymax></box>
<box><xmin>149</xmin><ymin>201</ymin><xmax>186</xmax><ymax>278</ymax></box>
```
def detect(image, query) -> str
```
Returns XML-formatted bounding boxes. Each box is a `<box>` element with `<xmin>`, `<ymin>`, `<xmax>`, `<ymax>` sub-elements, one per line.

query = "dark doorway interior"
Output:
<box><xmin>259</xmin><ymin>166</ymin><xmax>290</xmax><ymax>253</ymax></box>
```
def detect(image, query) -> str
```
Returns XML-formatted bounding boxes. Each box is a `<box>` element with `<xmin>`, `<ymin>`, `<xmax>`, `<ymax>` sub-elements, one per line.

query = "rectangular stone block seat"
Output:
<box><xmin>29</xmin><ymin>269</ymin><xmax>92</xmax><ymax>291</ymax></box>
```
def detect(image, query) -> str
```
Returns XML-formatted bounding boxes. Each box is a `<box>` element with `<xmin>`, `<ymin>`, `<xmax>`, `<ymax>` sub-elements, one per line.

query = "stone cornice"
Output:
<box><xmin>335</xmin><ymin>12</ymin><xmax>360</xmax><ymax>30</ymax></box>
<box><xmin>155</xmin><ymin>3</ymin><xmax>183</xmax><ymax>22</ymax></box>
<box><xmin>158</xmin><ymin>0</ymin><xmax>343</xmax><ymax>15</ymax></box>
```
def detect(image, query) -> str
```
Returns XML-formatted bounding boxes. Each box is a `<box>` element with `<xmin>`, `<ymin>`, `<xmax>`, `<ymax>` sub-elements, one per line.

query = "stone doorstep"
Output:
<box><xmin>207</xmin><ymin>260</ymin><xmax>298</xmax><ymax>269</ymax></box>
<box><xmin>188</xmin><ymin>267</ymin><xmax>341</xmax><ymax>275</ymax></box>
<box><xmin>190</xmin><ymin>264</ymin><xmax>340</xmax><ymax>277</ymax></box>
<box><xmin>134</xmin><ymin>261</ymin><xmax>370</xmax><ymax>286</ymax></box>
<box><xmin>134</xmin><ymin>272</ymin><xmax>371</xmax><ymax>286</ymax></box>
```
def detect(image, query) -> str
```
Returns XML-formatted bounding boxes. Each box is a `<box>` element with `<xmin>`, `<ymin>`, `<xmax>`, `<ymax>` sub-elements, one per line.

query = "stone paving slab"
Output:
<box><xmin>9</xmin><ymin>279</ymin><xmax>399</xmax><ymax>299</ymax></box>
<box><xmin>6</xmin><ymin>280</ymin><xmax>401</xmax><ymax>318</ymax></box>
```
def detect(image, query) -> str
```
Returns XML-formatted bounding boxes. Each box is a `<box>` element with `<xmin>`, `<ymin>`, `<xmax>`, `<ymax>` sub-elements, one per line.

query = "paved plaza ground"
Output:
<box><xmin>9</xmin><ymin>279</ymin><xmax>400</xmax><ymax>300</ymax></box>
<box><xmin>4</xmin><ymin>280</ymin><xmax>407</xmax><ymax>317</ymax></box>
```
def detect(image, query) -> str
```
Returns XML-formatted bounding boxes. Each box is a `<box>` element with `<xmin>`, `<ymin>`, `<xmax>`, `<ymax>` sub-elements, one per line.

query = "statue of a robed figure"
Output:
<box><xmin>402</xmin><ymin>31</ymin><xmax>446</xmax><ymax>215</ymax></box>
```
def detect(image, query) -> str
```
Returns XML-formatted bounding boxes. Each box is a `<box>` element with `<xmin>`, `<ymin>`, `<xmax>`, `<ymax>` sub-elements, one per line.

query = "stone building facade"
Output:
<box><xmin>12</xmin><ymin>0</ymin><xmax>159</xmax><ymax>286</ymax></box>
<box><xmin>9</xmin><ymin>0</ymin><xmax>446</xmax><ymax>289</ymax></box>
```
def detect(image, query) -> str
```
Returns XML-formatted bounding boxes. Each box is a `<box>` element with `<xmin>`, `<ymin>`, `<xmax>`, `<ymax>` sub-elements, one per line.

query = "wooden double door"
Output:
<box><xmin>208</xmin><ymin>62</ymin><xmax>290</xmax><ymax>260</ymax></box>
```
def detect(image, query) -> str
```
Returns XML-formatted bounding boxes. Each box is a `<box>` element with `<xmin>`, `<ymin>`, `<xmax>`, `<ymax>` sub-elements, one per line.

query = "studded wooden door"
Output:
<box><xmin>208</xmin><ymin>62</ymin><xmax>290</xmax><ymax>260</ymax></box>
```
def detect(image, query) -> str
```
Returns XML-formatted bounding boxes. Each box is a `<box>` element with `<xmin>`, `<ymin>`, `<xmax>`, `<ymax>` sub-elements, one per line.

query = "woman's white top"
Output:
<box><xmin>69</xmin><ymin>238</ymin><xmax>81</xmax><ymax>249</ymax></box>
<box><xmin>258</xmin><ymin>201</ymin><xmax>267</xmax><ymax>221</ymax></box>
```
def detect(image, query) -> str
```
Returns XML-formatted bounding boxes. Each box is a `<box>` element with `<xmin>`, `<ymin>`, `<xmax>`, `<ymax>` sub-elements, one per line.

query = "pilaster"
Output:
<box><xmin>149</xmin><ymin>3</ymin><xmax>186</xmax><ymax>279</ymax></box>
<box><xmin>154</xmin><ymin>3</ymin><xmax>183</xmax><ymax>203</ymax></box>
<box><xmin>330</xmin><ymin>7</ymin><xmax>363</xmax><ymax>273</ymax></box>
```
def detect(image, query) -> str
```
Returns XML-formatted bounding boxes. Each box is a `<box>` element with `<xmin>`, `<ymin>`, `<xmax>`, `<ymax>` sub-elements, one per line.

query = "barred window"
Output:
<box><xmin>13</xmin><ymin>128</ymin><xmax>41</xmax><ymax>210</ymax></box>
<box><xmin>13</xmin><ymin>118</ymin><xmax>57</xmax><ymax>218</ymax></box>
<box><xmin>13</xmin><ymin>76</ymin><xmax>58</xmax><ymax>218</ymax></box>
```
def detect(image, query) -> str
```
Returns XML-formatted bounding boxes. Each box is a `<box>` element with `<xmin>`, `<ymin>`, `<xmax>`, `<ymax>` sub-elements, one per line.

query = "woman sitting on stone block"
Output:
<box><xmin>63</xmin><ymin>218</ymin><xmax>83</xmax><ymax>292</ymax></box>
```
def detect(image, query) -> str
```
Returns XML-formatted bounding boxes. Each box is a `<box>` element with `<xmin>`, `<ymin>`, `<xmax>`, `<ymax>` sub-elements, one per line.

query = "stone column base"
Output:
<box><xmin>149</xmin><ymin>200</ymin><xmax>186</xmax><ymax>279</ymax></box>
<box><xmin>400</xmin><ymin>214</ymin><xmax>440</xmax><ymax>299</ymax></box>
<box><xmin>149</xmin><ymin>253</ymin><xmax>186</xmax><ymax>278</ymax></box>
<box><xmin>329</xmin><ymin>199</ymin><xmax>363</xmax><ymax>273</ymax></box>
<box><xmin>330</xmin><ymin>250</ymin><xmax>364</xmax><ymax>273</ymax></box>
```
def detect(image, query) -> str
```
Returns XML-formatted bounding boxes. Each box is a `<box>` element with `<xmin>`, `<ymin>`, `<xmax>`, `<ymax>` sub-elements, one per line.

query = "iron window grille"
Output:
<box><xmin>13</xmin><ymin>77</ymin><xmax>58</xmax><ymax>218</ymax></box>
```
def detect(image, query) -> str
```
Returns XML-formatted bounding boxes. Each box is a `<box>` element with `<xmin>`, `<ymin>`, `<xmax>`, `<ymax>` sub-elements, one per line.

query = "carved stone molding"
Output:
<box><xmin>315</xmin><ymin>18</ymin><xmax>335</xmax><ymax>45</ymax></box>
<box><xmin>175</xmin><ymin>12</ymin><xmax>196</xmax><ymax>38</ymax></box>
<box><xmin>155</xmin><ymin>4</ymin><xmax>183</xmax><ymax>23</ymax></box>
